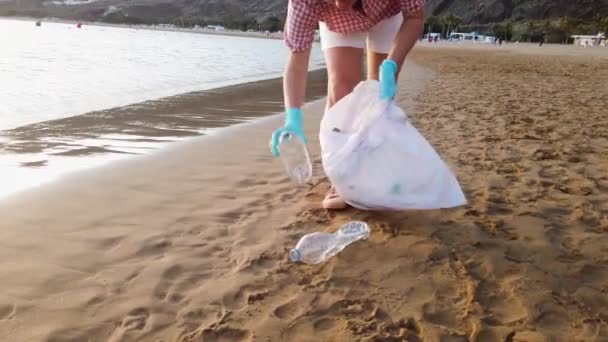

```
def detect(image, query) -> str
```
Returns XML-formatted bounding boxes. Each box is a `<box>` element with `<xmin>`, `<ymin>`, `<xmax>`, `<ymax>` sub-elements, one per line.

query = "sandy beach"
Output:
<box><xmin>1</xmin><ymin>43</ymin><xmax>607</xmax><ymax>341</ymax></box>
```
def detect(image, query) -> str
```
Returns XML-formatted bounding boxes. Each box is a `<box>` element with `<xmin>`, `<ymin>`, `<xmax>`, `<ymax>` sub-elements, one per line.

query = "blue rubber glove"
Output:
<box><xmin>271</xmin><ymin>107</ymin><xmax>307</xmax><ymax>157</ymax></box>
<box><xmin>379</xmin><ymin>59</ymin><xmax>398</xmax><ymax>100</ymax></box>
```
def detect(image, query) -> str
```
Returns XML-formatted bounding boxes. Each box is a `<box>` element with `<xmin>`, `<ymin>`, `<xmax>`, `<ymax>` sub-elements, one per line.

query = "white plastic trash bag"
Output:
<box><xmin>319</xmin><ymin>81</ymin><xmax>467</xmax><ymax>210</ymax></box>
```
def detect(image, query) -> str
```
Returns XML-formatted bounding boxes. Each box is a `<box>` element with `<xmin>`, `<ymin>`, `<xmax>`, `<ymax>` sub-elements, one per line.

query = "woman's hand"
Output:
<box><xmin>270</xmin><ymin>108</ymin><xmax>307</xmax><ymax>156</ymax></box>
<box><xmin>379</xmin><ymin>59</ymin><xmax>398</xmax><ymax>99</ymax></box>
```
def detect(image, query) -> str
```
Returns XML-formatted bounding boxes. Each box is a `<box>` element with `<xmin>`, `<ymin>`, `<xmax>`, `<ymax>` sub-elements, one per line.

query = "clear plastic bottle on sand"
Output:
<box><xmin>278</xmin><ymin>132</ymin><xmax>312</xmax><ymax>184</ymax></box>
<box><xmin>289</xmin><ymin>221</ymin><xmax>370</xmax><ymax>264</ymax></box>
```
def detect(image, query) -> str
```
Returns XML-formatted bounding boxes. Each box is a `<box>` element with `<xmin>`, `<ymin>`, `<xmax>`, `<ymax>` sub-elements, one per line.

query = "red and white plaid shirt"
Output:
<box><xmin>285</xmin><ymin>0</ymin><xmax>425</xmax><ymax>52</ymax></box>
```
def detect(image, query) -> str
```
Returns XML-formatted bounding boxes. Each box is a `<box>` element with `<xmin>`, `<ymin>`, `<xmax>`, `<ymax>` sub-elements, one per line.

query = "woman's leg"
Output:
<box><xmin>366</xmin><ymin>51</ymin><xmax>387</xmax><ymax>81</ymax></box>
<box><xmin>318</xmin><ymin>23</ymin><xmax>364</xmax><ymax>209</ymax></box>
<box><xmin>324</xmin><ymin>47</ymin><xmax>364</xmax><ymax>111</ymax></box>
<box><xmin>321</xmin><ymin>47</ymin><xmax>363</xmax><ymax>209</ymax></box>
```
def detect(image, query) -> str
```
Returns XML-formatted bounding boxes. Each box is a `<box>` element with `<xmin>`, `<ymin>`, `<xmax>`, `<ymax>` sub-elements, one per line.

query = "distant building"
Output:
<box><xmin>449</xmin><ymin>32</ymin><xmax>496</xmax><ymax>44</ymax></box>
<box><xmin>449</xmin><ymin>32</ymin><xmax>466</xmax><ymax>40</ymax></box>
<box><xmin>424</xmin><ymin>33</ymin><xmax>441</xmax><ymax>41</ymax></box>
<box><xmin>206</xmin><ymin>25</ymin><xmax>226</xmax><ymax>31</ymax></box>
<box><xmin>571</xmin><ymin>34</ymin><xmax>606</xmax><ymax>47</ymax></box>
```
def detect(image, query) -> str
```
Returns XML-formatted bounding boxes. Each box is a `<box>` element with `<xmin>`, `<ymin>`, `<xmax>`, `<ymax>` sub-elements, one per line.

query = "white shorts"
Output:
<box><xmin>319</xmin><ymin>14</ymin><xmax>403</xmax><ymax>53</ymax></box>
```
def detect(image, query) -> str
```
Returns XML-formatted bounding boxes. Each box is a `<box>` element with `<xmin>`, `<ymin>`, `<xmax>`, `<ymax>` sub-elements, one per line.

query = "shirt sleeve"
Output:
<box><xmin>400</xmin><ymin>0</ymin><xmax>425</xmax><ymax>13</ymax></box>
<box><xmin>284</xmin><ymin>0</ymin><xmax>319</xmax><ymax>52</ymax></box>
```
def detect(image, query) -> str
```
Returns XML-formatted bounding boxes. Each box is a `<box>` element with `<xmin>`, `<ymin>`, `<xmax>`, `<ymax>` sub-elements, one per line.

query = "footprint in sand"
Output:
<box><xmin>236</xmin><ymin>253</ymin><xmax>278</xmax><ymax>274</ymax></box>
<box><xmin>197</xmin><ymin>244</ymin><xmax>227</xmax><ymax>259</ymax></box>
<box><xmin>135</xmin><ymin>236</ymin><xmax>172</xmax><ymax>258</ymax></box>
<box><xmin>313</xmin><ymin>318</ymin><xmax>335</xmax><ymax>331</ymax></box>
<box><xmin>94</xmin><ymin>235</ymin><xmax>125</xmax><ymax>250</ymax></box>
<box><xmin>217</xmin><ymin>209</ymin><xmax>248</xmax><ymax>224</ymax></box>
<box><xmin>177</xmin><ymin>308</ymin><xmax>209</xmax><ymax>339</ymax></box>
<box><xmin>168</xmin><ymin>293</ymin><xmax>186</xmax><ymax>304</ymax></box>
<box><xmin>511</xmin><ymin>330</ymin><xmax>549</xmax><ymax>342</ymax></box>
<box><xmin>222</xmin><ymin>284</ymin><xmax>270</xmax><ymax>310</ymax></box>
<box><xmin>122</xmin><ymin>307</ymin><xmax>150</xmax><ymax>330</ymax></box>
<box><xmin>273</xmin><ymin>300</ymin><xmax>302</xmax><ymax>320</ymax></box>
<box><xmin>485</xmin><ymin>194</ymin><xmax>514</xmax><ymax>216</ymax></box>
<box><xmin>201</xmin><ymin>327</ymin><xmax>251</xmax><ymax>342</ymax></box>
<box><xmin>175</xmin><ymin>272</ymin><xmax>210</xmax><ymax>294</ymax></box>
<box><xmin>0</xmin><ymin>303</ymin><xmax>16</xmax><ymax>320</ymax></box>
<box><xmin>108</xmin><ymin>307</ymin><xmax>150</xmax><ymax>342</ymax></box>
<box><xmin>125</xmin><ymin>270</ymin><xmax>141</xmax><ymax>283</ymax></box>
<box><xmin>153</xmin><ymin>264</ymin><xmax>183</xmax><ymax>301</ymax></box>
<box><xmin>181</xmin><ymin>308</ymin><xmax>207</xmax><ymax>322</ymax></box>
<box><xmin>422</xmin><ymin>301</ymin><xmax>463</xmax><ymax>328</ymax></box>
<box><xmin>371</xmin><ymin>317</ymin><xmax>422</xmax><ymax>342</ymax></box>
<box><xmin>476</xmin><ymin>282</ymin><xmax>529</xmax><ymax>326</ymax></box>
<box><xmin>86</xmin><ymin>294</ymin><xmax>106</xmax><ymax>306</ymax></box>
<box><xmin>235</xmin><ymin>178</ymin><xmax>268</xmax><ymax>187</ymax></box>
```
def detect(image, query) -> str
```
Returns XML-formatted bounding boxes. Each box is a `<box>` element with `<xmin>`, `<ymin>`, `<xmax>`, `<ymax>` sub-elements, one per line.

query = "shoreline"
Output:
<box><xmin>1</xmin><ymin>15</ymin><xmax>293</xmax><ymax>41</ymax></box>
<box><xmin>0</xmin><ymin>69</ymin><xmax>328</xmax><ymax>200</ymax></box>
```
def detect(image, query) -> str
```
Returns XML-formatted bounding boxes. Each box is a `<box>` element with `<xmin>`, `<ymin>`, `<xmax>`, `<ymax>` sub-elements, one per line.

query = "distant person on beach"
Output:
<box><xmin>270</xmin><ymin>0</ymin><xmax>425</xmax><ymax>209</ymax></box>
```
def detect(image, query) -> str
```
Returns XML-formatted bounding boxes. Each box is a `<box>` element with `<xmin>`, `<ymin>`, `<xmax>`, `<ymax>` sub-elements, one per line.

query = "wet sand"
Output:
<box><xmin>1</xmin><ymin>69</ymin><xmax>328</xmax><ymax>156</ymax></box>
<box><xmin>0</xmin><ymin>70</ymin><xmax>327</xmax><ymax>197</ymax></box>
<box><xmin>0</xmin><ymin>44</ymin><xmax>607</xmax><ymax>341</ymax></box>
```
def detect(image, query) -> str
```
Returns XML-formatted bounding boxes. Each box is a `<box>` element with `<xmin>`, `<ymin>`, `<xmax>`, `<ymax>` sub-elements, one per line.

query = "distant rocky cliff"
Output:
<box><xmin>1</xmin><ymin>0</ymin><xmax>607</xmax><ymax>26</ymax></box>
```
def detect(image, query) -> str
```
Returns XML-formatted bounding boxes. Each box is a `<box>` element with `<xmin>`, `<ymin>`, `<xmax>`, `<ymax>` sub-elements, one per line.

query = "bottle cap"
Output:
<box><xmin>289</xmin><ymin>248</ymin><xmax>301</xmax><ymax>262</ymax></box>
<box><xmin>279</xmin><ymin>131</ymin><xmax>293</xmax><ymax>144</ymax></box>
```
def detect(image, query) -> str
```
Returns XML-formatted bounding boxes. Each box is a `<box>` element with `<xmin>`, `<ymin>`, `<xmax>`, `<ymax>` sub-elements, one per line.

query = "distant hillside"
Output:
<box><xmin>1</xmin><ymin>0</ymin><xmax>607</xmax><ymax>30</ymax></box>
<box><xmin>0</xmin><ymin>0</ymin><xmax>288</xmax><ymax>22</ymax></box>
<box><xmin>426</xmin><ymin>0</ymin><xmax>608</xmax><ymax>24</ymax></box>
